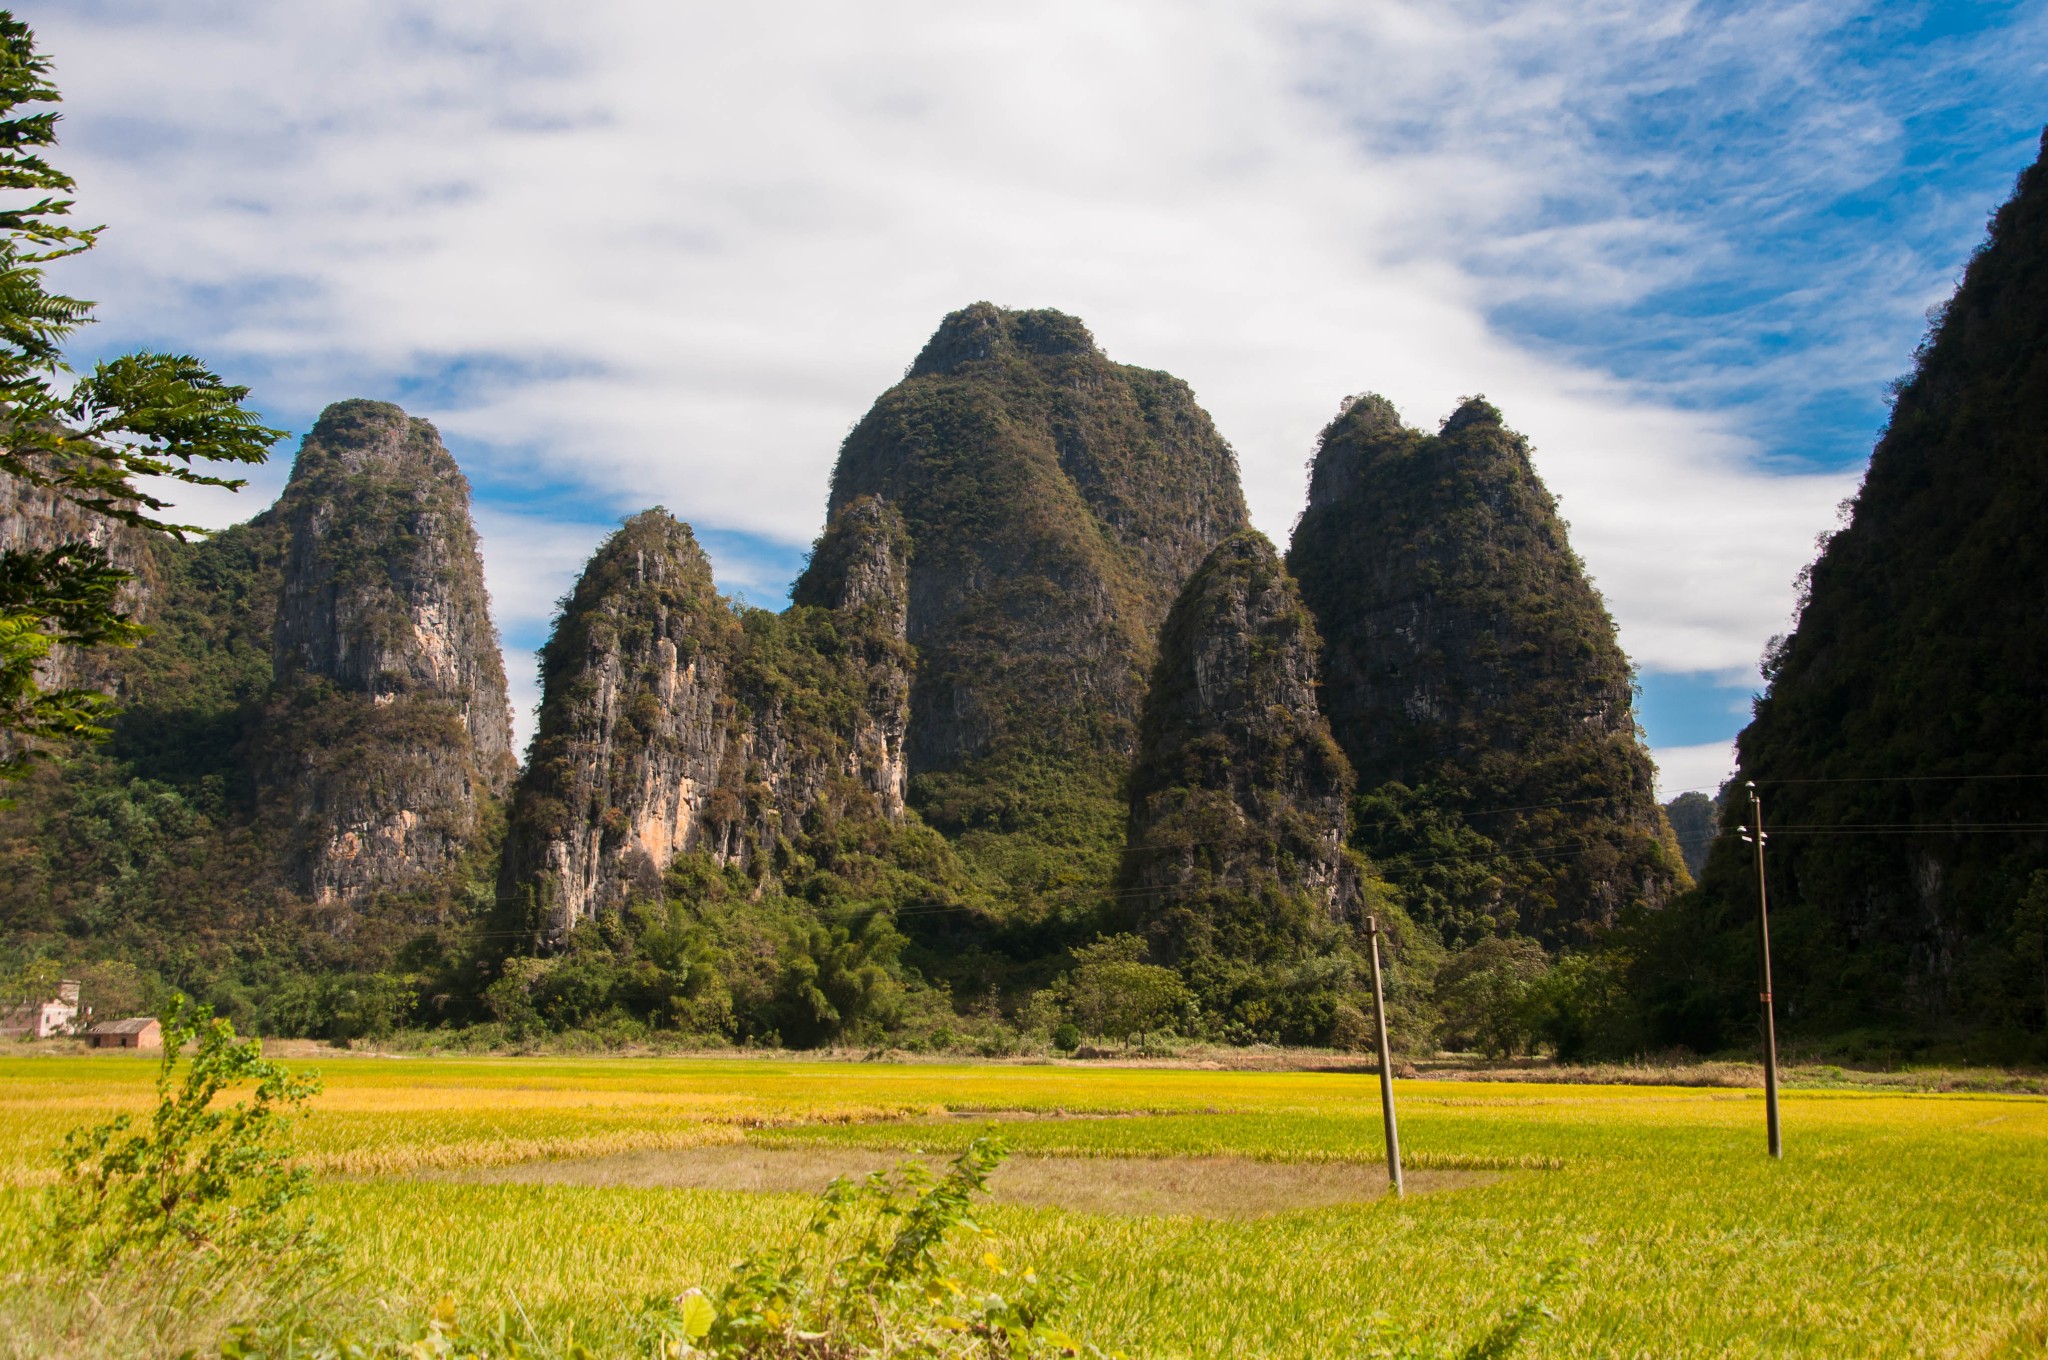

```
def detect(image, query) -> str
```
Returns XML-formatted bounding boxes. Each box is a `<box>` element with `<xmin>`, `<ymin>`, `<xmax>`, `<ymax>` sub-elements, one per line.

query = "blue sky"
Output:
<box><xmin>25</xmin><ymin>1</ymin><xmax>2048</xmax><ymax>792</ymax></box>
<box><xmin>1310</xmin><ymin>1</ymin><xmax>2047</xmax><ymax>778</ymax></box>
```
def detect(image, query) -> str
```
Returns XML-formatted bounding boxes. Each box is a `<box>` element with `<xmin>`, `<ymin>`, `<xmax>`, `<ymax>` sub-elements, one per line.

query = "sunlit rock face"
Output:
<box><xmin>500</xmin><ymin>499</ymin><xmax>912</xmax><ymax>937</ymax></box>
<box><xmin>260</xmin><ymin>399</ymin><xmax>516</xmax><ymax>907</ymax></box>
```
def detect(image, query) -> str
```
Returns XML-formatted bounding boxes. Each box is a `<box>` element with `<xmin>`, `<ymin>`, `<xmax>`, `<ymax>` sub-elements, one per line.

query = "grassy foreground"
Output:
<box><xmin>2</xmin><ymin>1054</ymin><xmax>2044</xmax><ymax>1357</ymax></box>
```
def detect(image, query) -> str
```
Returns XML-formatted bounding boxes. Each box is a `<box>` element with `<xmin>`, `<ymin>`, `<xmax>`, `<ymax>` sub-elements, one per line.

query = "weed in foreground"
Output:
<box><xmin>46</xmin><ymin>996</ymin><xmax>325</xmax><ymax>1269</ymax></box>
<box><xmin>7</xmin><ymin>998</ymin><xmax>338</xmax><ymax>1359</ymax></box>
<box><xmin>641</xmin><ymin>1135</ymin><xmax>1116</xmax><ymax>1358</ymax></box>
<box><xmin>210</xmin><ymin>1137</ymin><xmax>1115</xmax><ymax>1359</ymax></box>
<box><xmin>28</xmin><ymin>1035</ymin><xmax>1119</xmax><ymax>1360</ymax></box>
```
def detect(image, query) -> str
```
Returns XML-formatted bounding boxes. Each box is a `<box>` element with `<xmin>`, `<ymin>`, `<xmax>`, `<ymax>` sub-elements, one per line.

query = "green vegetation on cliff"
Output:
<box><xmin>1</xmin><ymin>404</ymin><xmax>514</xmax><ymax>1038</ymax></box>
<box><xmin>1666</xmin><ymin>131</ymin><xmax>2048</xmax><ymax>1061</ymax></box>
<box><xmin>491</xmin><ymin>502</ymin><xmax>990</xmax><ymax>1047</ymax></box>
<box><xmin>1</xmin><ymin>518</ymin><xmax>282</xmax><ymax>980</ymax></box>
<box><xmin>1662</xmin><ymin>791</ymin><xmax>1717</xmax><ymax>880</ymax></box>
<box><xmin>1288</xmin><ymin>394</ymin><xmax>1681</xmax><ymax>948</ymax></box>
<box><xmin>826</xmin><ymin>303</ymin><xmax>1249</xmax><ymax>924</ymax></box>
<box><xmin>1120</xmin><ymin>530</ymin><xmax>1429</xmax><ymax>1045</ymax></box>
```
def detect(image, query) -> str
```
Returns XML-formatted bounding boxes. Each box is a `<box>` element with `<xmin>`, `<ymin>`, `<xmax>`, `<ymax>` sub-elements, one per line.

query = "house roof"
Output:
<box><xmin>89</xmin><ymin>1017</ymin><xmax>160</xmax><ymax>1035</ymax></box>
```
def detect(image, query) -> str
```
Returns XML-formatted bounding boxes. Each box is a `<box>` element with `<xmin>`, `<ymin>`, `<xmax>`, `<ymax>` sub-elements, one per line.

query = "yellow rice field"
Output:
<box><xmin>2</xmin><ymin>1053</ymin><xmax>2044</xmax><ymax>1357</ymax></box>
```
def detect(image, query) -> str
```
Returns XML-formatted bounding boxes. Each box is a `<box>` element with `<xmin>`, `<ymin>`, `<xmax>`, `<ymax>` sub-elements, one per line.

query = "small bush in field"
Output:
<box><xmin>641</xmin><ymin>1136</ymin><xmax>1116</xmax><ymax>1358</ymax></box>
<box><xmin>219</xmin><ymin>1295</ymin><xmax>576</xmax><ymax>1360</ymax></box>
<box><xmin>45</xmin><ymin>995</ymin><xmax>323</xmax><ymax>1268</ymax></box>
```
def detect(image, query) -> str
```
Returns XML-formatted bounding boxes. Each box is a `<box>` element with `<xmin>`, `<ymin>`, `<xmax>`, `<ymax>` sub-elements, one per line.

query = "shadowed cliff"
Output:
<box><xmin>1121</xmin><ymin>531</ymin><xmax>1380</xmax><ymax>1042</ymax></box>
<box><xmin>1288</xmin><ymin>394</ymin><xmax>1680</xmax><ymax>945</ymax></box>
<box><xmin>1674</xmin><ymin>130</ymin><xmax>2048</xmax><ymax>1055</ymax></box>
<box><xmin>825</xmin><ymin>302</ymin><xmax>1250</xmax><ymax>918</ymax></box>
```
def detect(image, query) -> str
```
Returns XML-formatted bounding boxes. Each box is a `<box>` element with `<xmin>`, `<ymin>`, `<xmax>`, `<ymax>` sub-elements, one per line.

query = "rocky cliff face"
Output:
<box><xmin>1662</xmin><ymin>791</ymin><xmax>1716</xmax><ymax>880</ymax></box>
<box><xmin>787</xmin><ymin>494</ymin><xmax>915</xmax><ymax>818</ymax></box>
<box><xmin>1122</xmin><ymin>531</ymin><xmax>1359</xmax><ymax>961</ymax></box>
<box><xmin>259</xmin><ymin>400</ymin><xmax>516</xmax><ymax>906</ymax></box>
<box><xmin>824</xmin><ymin>303</ymin><xmax>1250</xmax><ymax>910</ymax></box>
<box><xmin>0</xmin><ymin>470</ymin><xmax>153</xmax><ymax>697</ymax></box>
<box><xmin>271</xmin><ymin>401</ymin><xmax>515</xmax><ymax>769</ymax></box>
<box><xmin>1288</xmin><ymin>394</ymin><xmax>1678</xmax><ymax>944</ymax></box>
<box><xmin>501</xmin><ymin>499</ymin><xmax>912</xmax><ymax>937</ymax></box>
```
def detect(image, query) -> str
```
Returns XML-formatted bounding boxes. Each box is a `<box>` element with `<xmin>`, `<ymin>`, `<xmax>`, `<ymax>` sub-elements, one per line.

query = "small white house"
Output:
<box><xmin>0</xmin><ymin>979</ymin><xmax>82</xmax><ymax>1039</ymax></box>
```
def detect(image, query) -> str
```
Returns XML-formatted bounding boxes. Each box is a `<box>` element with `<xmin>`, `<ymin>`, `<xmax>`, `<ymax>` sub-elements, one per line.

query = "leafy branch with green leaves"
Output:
<box><xmin>0</xmin><ymin>10</ymin><xmax>281</xmax><ymax>779</ymax></box>
<box><xmin>44</xmin><ymin>995</ymin><xmax>324</xmax><ymax>1270</ymax></box>
<box><xmin>0</xmin><ymin>539</ymin><xmax>140</xmax><ymax>776</ymax></box>
<box><xmin>642</xmin><ymin>1135</ymin><xmax>1116</xmax><ymax>1359</ymax></box>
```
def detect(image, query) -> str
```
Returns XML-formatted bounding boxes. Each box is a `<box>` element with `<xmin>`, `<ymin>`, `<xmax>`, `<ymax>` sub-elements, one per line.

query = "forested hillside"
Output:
<box><xmin>1664</xmin><ymin>130</ymin><xmax>2048</xmax><ymax>1061</ymax></box>
<box><xmin>11</xmin><ymin>242</ymin><xmax>2045</xmax><ymax>1061</ymax></box>
<box><xmin>0</xmin><ymin>403</ymin><xmax>514</xmax><ymax>1035</ymax></box>
<box><xmin>0</xmin><ymin>317</ymin><xmax>1735</xmax><ymax>1053</ymax></box>
<box><xmin>1287</xmin><ymin>394</ymin><xmax>1683</xmax><ymax>948</ymax></box>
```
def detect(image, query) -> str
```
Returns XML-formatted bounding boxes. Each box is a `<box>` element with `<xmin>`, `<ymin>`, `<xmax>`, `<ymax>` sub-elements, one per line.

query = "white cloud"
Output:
<box><xmin>469</xmin><ymin>509</ymin><xmax>607</xmax><ymax>645</ymax></box>
<box><xmin>26</xmin><ymin>0</ymin><xmax>2018</xmax><ymax>719</ymax></box>
<box><xmin>1653</xmin><ymin>741</ymin><xmax>1737</xmax><ymax>801</ymax></box>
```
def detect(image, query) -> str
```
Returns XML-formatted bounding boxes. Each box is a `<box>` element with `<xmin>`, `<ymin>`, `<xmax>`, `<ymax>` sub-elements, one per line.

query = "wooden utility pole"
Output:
<box><xmin>1740</xmin><ymin>782</ymin><xmax>1784</xmax><ymax>1160</ymax></box>
<box><xmin>1365</xmin><ymin>915</ymin><xmax>1404</xmax><ymax>1196</ymax></box>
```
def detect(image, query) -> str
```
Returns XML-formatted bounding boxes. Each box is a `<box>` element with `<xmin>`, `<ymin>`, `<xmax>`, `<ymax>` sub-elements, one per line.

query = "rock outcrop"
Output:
<box><xmin>1122</xmin><ymin>531</ymin><xmax>1359</xmax><ymax>960</ymax></box>
<box><xmin>1288</xmin><ymin>394</ymin><xmax>1678</xmax><ymax>944</ymax></box>
<box><xmin>258</xmin><ymin>400</ymin><xmax>516</xmax><ymax>906</ymax></box>
<box><xmin>787</xmin><ymin>495</ymin><xmax>915</xmax><ymax>819</ymax></box>
<box><xmin>501</xmin><ymin>499</ymin><xmax>912</xmax><ymax>937</ymax></box>
<box><xmin>824</xmin><ymin>303</ymin><xmax>1250</xmax><ymax>908</ymax></box>
<box><xmin>1662</xmin><ymin>791</ymin><xmax>1716</xmax><ymax>880</ymax></box>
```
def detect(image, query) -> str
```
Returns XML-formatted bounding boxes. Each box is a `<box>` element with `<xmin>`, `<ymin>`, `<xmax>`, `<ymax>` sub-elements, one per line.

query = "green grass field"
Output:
<box><xmin>3</xmin><ymin>1053</ymin><xmax>2045</xmax><ymax>1357</ymax></box>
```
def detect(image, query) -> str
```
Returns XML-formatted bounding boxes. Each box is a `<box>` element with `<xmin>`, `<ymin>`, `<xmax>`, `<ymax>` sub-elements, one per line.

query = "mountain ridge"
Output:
<box><xmin>3</xmin><ymin>300</ymin><xmax>1813</xmax><ymax>1057</ymax></box>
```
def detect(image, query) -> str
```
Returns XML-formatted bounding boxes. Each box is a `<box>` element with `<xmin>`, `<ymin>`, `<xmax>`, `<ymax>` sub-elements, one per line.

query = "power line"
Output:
<box><xmin>1760</xmin><ymin>825</ymin><xmax>2048</xmax><ymax>836</ymax></box>
<box><xmin>1755</xmin><ymin>772</ymin><xmax>2048</xmax><ymax>785</ymax></box>
<box><xmin>1386</xmin><ymin>792</ymin><xmax>1636</xmax><ymax>819</ymax></box>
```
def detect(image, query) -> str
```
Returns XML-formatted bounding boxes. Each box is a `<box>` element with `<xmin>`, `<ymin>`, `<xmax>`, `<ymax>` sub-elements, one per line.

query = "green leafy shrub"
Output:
<box><xmin>1528</xmin><ymin>949</ymin><xmax>1646</xmax><ymax>1061</ymax></box>
<box><xmin>1047</xmin><ymin>935</ymin><xmax>1191</xmax><ymax>1047</ymax></box>
<box><xmin>45</xmin><ymin>996</ymin><xmax>323</xmax><ymax>1268</ymax></box>
<box><xmin>640</xmin><ymin>1135</ymin><xmax>1115</xmax><ymax>1359</ymax></box>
